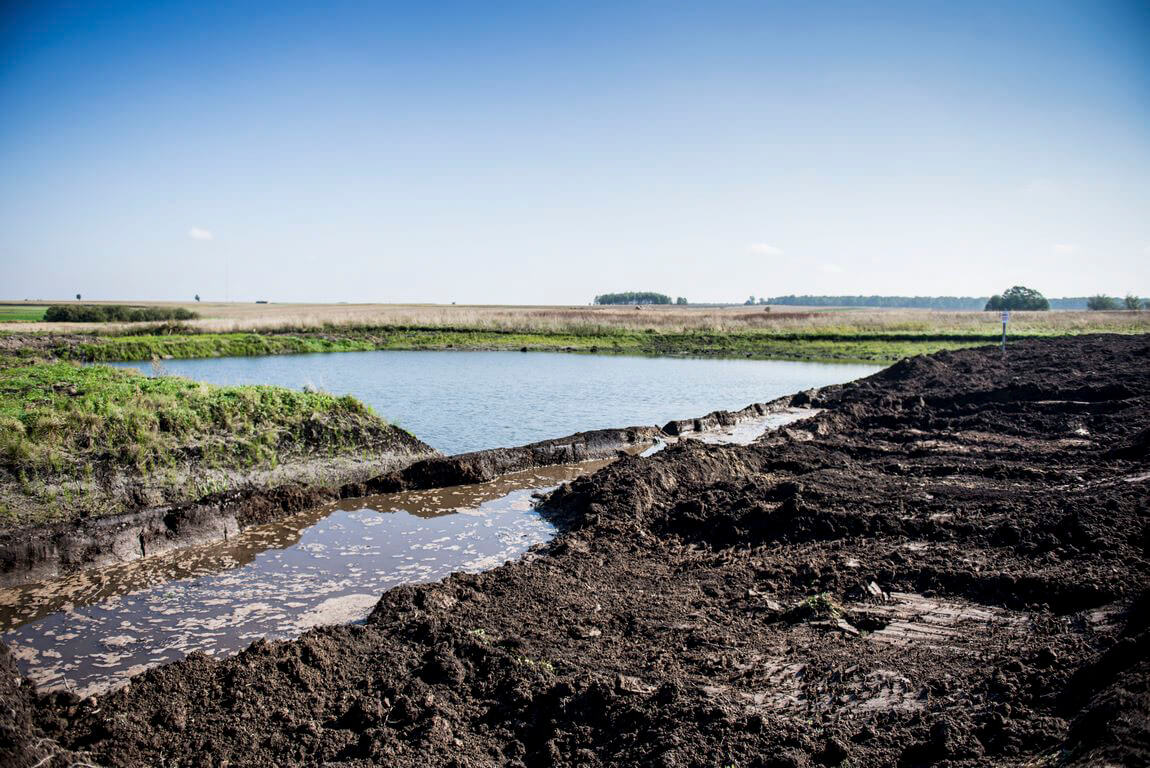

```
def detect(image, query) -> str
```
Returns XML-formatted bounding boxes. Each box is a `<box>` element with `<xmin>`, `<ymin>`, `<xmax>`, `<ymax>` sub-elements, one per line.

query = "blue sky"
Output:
<box><xmin>2</xmin><ymin>0</ymin><xmax>1148</xmax><ymax>303</ymax></box>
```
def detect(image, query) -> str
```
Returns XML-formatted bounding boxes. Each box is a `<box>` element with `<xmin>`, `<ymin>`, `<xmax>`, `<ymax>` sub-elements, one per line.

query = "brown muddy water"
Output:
<box><xmin>0</xmin><ymin>409</ymin><xmax>813</xmax><ymax>698</ymax></box>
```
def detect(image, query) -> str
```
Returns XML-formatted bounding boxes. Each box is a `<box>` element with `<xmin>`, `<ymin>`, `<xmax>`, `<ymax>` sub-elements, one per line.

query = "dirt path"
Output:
<box><xmin>3</xmin><ymin>334</ymin><xmax>1147</xmax><ymax>767</ymax></box>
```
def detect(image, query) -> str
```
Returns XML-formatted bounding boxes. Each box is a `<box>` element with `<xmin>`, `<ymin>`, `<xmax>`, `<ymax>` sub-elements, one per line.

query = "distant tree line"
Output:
<box><xmin>768</xmin><ymin>295</ymin><xmax>991</xmax><ymax>310</ymax></box>
<box><xmin>765</xmin><ymin>295</ymin><xmax>1107</xmax><ymax>310</ymax></box>
<box><xmin>594</xmin><ymin>292</ymin><xmax>674</xmax><ymax>305</ymax></box>
<box><xmin>1046</xmin><ymin>298</ymin><xmax>1091</xmax><ymax>310</ymax></box>
<box><xmin>43</xmin><ymin>305</ymin><xmax>200</xmax><ymax>322</ymax></box>
<box><xmin>1087</xmin><ymin>294</ymin><xmax>1146</xmax><ymax>310</ymax></box>
<box><xmin>594</xmin><ymin>291</ymin><xmax>1141</xmax><ymax>311</ymax></box>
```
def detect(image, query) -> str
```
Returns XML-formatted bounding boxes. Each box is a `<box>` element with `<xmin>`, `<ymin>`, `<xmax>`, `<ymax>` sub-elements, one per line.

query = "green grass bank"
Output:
<box><xmin>0</xmin><ymin>362</ymin><xmax>432</xmax><ymax>527</ymax></box>
<box><xmin>15</xmin><ymin>326</ymin><xmax>1036</xmax><ymax>364</ymax></box>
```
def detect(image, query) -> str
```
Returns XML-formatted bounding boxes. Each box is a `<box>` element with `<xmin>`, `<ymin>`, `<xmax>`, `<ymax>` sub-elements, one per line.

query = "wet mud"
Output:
<box><xmin>0</xmin><ymin>415</ymin><xmax>813</xmax><ymax>700</ymax></box>
<box><xmin>0</xmin><ymin>426</ymin><xmax>663</xmax><ymax>587</ymax></box>
<box><xmin>0</xmin><ymin>396</ymin><xmax>801</xmax><ymax>587</ymax></box>
<box><xmin>3</xmin><ymin>335</ymin><xmax>1148</xmax><ymax>767</ymax></box>
<box><xmin>1</xmin><ymin>463</ymin><xmax>612</xmax><ymax>699</ymax></box>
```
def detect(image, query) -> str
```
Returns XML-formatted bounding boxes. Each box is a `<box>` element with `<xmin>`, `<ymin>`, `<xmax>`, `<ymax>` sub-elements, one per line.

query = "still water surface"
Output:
<box><xmin>112</xmin><ymin>350</ymin><xmax>881</xmax><ymax>454</ymax></box>
<box><xmin>0</xmin><ymin>409</ymin><xmax>820</xmax><ymax>697</ymax></box>
<box><xmin>1</xmin><ymin>463</ymin><xmax>596</xmax><ymax>697</ymax></box>
<box><xmin>4</xmin><ymin>352</ymin><xmax>882</xmax><ymax>696</ymax></box>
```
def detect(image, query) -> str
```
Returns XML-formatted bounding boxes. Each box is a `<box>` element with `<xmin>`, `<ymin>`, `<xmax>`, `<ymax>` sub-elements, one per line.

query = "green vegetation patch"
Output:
<box><xmin>23</xmin><ymin>312</ymin><xmax>1147</xmax><ymax>367</ymax></box>
<box><xmin>54</xmin><ymin>327</ymin><xmax>1013</xmax><ymax>364</ymax></box>
<box><xmin>0</xmin><ymin>363</ymin><xmax>394</xmax><ymax>525</ymax></box>
<box><xmin>43</xmin><ymin>305</ymin><xmax>199</xmax><ymax>323</ymax></box>
<box><xmin>0</xmin><ymin>306</ymin><xmax>47</xmax><ymax>323</ymax></box>
<box><xmin>76</xmin><ymin>333</ymin><xmax>378</xmax><ymax>362</ymax></box>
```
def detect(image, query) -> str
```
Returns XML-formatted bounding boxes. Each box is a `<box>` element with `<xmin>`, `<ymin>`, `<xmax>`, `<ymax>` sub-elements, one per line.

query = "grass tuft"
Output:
<box><xmin>0</xmin><ymin>362</ymin><xmax>400</xmax><ymax>526</ymax></box>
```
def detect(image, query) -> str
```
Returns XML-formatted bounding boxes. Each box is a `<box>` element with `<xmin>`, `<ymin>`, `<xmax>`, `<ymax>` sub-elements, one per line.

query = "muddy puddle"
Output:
<box><xmin>0</xmin><ymin>462</ymin><xmax>611</xmax><ymax>698</ymax></box>
<box><xmin>641</xmin><ymin>407</ymin><xmax>818</xmax><ymax>456</ymax></box>
<box><xmin>688</xmin><ymin>408</ymin><xmax>821</xmax><ymax>445</ymax></box>
<box><xmin>0</xmin><ymin>409</ymin><xmax>815</xmax><ymax>698</ymax></box>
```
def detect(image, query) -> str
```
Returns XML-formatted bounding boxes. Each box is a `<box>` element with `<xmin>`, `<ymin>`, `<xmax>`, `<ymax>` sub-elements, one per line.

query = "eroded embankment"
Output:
<box><xmin>0</xmin><ymin>360</ymin><xmax>443</xmax><ymax>580</ymax></box>
<box><xmin>0</xmin><ymin>425</ymin><xmax>668</xmax><ymax>587</ymax></box>
<box><xmin>3</xmin><ymin>335</ymin><xmax>1148</xmax><ymax>768</ymax></box>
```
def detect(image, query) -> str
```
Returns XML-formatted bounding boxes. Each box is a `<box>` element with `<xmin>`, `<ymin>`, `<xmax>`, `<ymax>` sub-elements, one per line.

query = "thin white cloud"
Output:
<box><xmin>819</xmin><ymin>263</ymin><xmax>843</xmax><ymax>274</ymax></box>
<box><xmin>188</xmin><ymin>227</ymin><xmax>214</xmax><ymax>241</ymax></box>
<box><xmin>749</xmin><ymin>243</ymin><xmax>784</xmax><ymax>256</ymax></box>
<box><xmin>1052</xmin><ymin>243</ymin><xmax>1077</xmax><ymax>255</ymax></box>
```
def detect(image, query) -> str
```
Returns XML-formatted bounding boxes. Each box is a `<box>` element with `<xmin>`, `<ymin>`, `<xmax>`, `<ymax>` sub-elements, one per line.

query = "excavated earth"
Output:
<box><xmin>2</xmin><ymin>334</ymin><xmax>1148</xmax><ymax>767</ymax></box>
<box><xmin>0</xmin><ymin>426</ymin><xmax>664</xmax><ymax>587</ymax></box>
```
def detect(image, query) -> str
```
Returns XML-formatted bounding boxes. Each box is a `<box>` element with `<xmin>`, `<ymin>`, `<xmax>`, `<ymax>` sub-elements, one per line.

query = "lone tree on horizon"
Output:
<box><xmin>985</xmin><ymin>286</ymin><xmax>1049</xmax><ymax>311</ymax></box>
<box><xmin>75</xmin><ymin>293</ymin><xmax>81</xmax><ymax>301</ymax></box>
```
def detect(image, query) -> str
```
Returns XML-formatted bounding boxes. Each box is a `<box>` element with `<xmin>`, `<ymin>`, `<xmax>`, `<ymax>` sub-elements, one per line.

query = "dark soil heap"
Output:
<box><xmin>5</xmin><ymin>335</ymin><xmax>1148</xmax><ymax>767</ymax></box>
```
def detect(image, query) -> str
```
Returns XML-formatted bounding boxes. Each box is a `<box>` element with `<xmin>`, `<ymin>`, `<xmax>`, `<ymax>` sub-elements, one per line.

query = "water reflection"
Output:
<box><xmin>0</xmin><ymin>462</ymin><xmax>606</xmax><ymax>697</ymax></box>
<box><xmin>110</xmin><ymin>351</ymin><xmax>879</xmax><ymax>454</ymax></box>
<box><xmin>0</xmin><ymin>408</ymin><xmax>822</xmax><ymax>698</ymax></box>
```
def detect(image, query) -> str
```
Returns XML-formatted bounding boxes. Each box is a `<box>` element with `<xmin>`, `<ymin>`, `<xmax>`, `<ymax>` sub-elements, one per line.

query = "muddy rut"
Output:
<box><xmin>3</xmin><ymin>334</ymin><xmax>1148</xmax><ymax>767</ymax></box>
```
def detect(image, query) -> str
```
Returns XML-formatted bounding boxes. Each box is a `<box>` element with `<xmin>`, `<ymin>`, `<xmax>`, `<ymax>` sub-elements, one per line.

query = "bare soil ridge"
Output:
<box><xmin>0</xmin><ymin>425</ymin><xmax>667</xmax><ymax>586</ymax></box>
<box><xmin>4</xmin><ymin>334</ymin><xmax>1148</xmax><ymax>767</ymax></box>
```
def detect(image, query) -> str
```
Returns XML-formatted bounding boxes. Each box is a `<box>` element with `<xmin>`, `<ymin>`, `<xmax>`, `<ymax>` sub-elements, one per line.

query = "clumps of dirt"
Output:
<box><xmin>1057</xmin><ymin>592</ymin><xmax>1150</xmax><ymax>766</ymax></box>
<box><xmin>1</xmin><ymin>421</ymin><xmax>658</xmax><ymax>587</ymax></box>
<box><xmin>3</xmin><ymin>334</ymin><xmax>1149</xmax><ymax>767</ymax></box>
<box><xmin>0</xmin><ymin>643</ymin><xmax>39</xmax><ymax>767</ymax></box>
<box><xmin>1107</xmin><ymin>425</ymin><xmax>1150</xmax><ymax>460</ymax></box>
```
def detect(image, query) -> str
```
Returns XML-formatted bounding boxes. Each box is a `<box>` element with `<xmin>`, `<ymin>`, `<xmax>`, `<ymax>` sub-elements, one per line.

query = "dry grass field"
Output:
<box><xmin>2</xmin><ymin>299</ymin><xmax>1148</xmax><ymax>336</ymax></box>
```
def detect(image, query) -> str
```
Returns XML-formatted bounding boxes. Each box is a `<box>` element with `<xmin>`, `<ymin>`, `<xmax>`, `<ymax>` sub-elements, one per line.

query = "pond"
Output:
<box><xmin>3</xmin><ymin>351</ymin><xmax>883</xmax><ymax>696</ymax></box>
<box><xmin>0</xmin><ymin>407</ymin><xmax>828</xmax><ymax>698</ymax></box>
<box><xmin>111</xmin><ymin>350</ymin><xmax>881</xmax><ymax>454</ymax></box>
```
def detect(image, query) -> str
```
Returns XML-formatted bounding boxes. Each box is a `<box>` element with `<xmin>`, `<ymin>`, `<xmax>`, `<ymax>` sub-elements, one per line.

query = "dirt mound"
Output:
<box><xmin>4</xmin><ymin>334</ymin><xmax>1148</xmax><ymax>767</ymax></box>
<box><xmin>0</xmin><ymin>422</ymin><xmax>660</xmax><ymax>587</ymax></box>
<box><xmin>0</xmin><ymin>643</ymin><xmax>41</xmax><ymax>768</ymax></box>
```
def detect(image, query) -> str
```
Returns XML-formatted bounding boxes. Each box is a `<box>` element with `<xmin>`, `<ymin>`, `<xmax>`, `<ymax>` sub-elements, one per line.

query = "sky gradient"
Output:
<box><xmin>2</xmin><ymin>0</ymin><xmax>1148</xmax><ymax>303</ymax></box>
